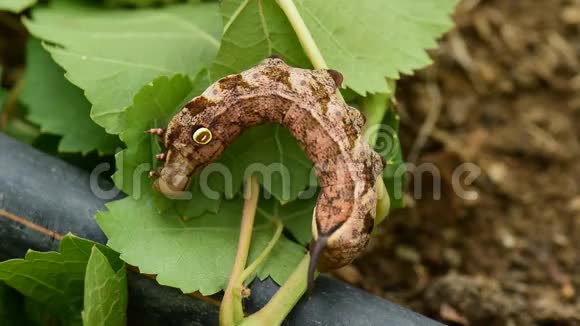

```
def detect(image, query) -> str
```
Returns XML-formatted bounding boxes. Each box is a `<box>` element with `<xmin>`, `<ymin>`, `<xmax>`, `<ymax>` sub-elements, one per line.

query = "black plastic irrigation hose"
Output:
<box><xmin>0</xmin><ymin>133</ymin><xmax>442</xmax><ymax>326</ymax></box>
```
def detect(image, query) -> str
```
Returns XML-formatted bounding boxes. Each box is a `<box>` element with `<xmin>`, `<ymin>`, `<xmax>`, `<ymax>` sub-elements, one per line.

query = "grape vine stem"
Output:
<box><xmin>275</xmin><ymin>0</ymin><xmax>327</xmax><ymax>69</ymax></box>
<box><xmin>220</xmin><ymin>175</ymin><xmax>260</xmax><ymax>326</ymax></box>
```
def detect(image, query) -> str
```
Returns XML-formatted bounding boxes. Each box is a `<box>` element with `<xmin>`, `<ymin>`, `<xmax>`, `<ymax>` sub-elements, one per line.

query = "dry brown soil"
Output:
<box><xmin>339</xmin><ymin>1</ymin><xmax>580</xmax><ymax>325</ymax></box>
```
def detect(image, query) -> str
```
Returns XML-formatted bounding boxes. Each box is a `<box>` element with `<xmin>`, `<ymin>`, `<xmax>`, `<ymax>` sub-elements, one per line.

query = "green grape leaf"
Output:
<box><xmin>293</xmin><ymin>0</ymin><xmax>458</xmax><ymax>94</ymax></box>
<box><xmin>24</xmin><ymin>0</ymin><xmax>222</xmax><ymax>134</ymax></box>
<box><xmin>208</xmin><ymin>124</ymin><xmax>312</xmax><ymax>203</ymax></box>
<box><xmin>210</xmin><ymin>0</ymin><xmax>310</xmax><ymax>80</ymax></box>
<box><xmin>23</xmin><ymin>297</ymin><xmax>81</xmax><ymax>326</ymax></box>
<box><xmin>96</xmin><ymin>195</ymin><xmax>306</xmax><ymax>295</ymax></box>
<box><xmin>257</xmin><ymin>195</ymin><xmax>316</xmax><ymax>245</ymax></box>
<box><xmin>82</xmin><ymin>247</ymin><xmax>127</xmax><ymax>326</ymax></box>
<box><xmin>214</xmin><ymin>0</ymin><xmax>457</xmax><ymax>94</ymax></box>
<box><xmin>21</xmin><ymin>39</ymin><xmax>120</xmax><ymax>155</ymax></box>
<box><xmin>0</xmin><ymin>282</ymin><xmax>26</xmax><ymax>325</ymax></box>
<box><xmin>0</xmin><ymin>0</ymin><xmax>36</xmax><ymax>13</ymax></box>
<box><xmin>0</xmin><ymin>234</ymin><xmax>123</xmax><ymax>318</ymax></box>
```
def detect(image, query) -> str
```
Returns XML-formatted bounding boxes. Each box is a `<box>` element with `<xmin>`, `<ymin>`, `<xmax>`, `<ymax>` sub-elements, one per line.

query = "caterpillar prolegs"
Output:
<box><xmin>150</xmin><ymin>57</ymin><xmax>385</xmax><ymax>293</ymax></box>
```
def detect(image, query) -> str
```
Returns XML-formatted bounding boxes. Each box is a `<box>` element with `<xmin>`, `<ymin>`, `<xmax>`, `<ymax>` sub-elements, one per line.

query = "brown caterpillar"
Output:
<box><xmin>150</xmin><ymin>56</ymin><xmax>385</xmax><ymax>293</ymax></box>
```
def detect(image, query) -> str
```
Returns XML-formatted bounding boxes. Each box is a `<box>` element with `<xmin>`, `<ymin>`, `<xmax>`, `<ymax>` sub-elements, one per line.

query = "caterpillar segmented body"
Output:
<box><xmin>151</xmin><ymin>57</ymin><xmax>385</xmax><ymax>292</ymax></box>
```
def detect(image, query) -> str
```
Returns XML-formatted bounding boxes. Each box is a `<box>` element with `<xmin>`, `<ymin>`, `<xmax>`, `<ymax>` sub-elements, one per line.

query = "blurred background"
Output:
<box><xmin>341</xmin><ymin>1</ymin><xmax>580</xmax><ymax>324</ymax></box>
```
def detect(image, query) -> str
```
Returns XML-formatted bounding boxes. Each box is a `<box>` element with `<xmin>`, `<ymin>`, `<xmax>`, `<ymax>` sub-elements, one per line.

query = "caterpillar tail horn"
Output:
<box><xmin>307</xmin><ymin>234</ymin><xmax>328</xmax><ymax>297</ymax></box>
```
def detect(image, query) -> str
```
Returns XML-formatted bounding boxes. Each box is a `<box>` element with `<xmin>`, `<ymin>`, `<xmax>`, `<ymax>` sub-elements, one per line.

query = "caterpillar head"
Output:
<box><xmin>151</xmin><ymin>98</ymin><xmax>226</xmax><ymax>198</ymax></box>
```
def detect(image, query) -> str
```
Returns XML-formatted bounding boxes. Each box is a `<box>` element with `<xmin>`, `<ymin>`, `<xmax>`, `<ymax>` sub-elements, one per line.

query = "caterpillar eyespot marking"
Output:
<box><xmin>151</xmin><ymin>57</ymin><xmax>385</xmax><ymax>293</ymax></box>
<box><xmin>192</xmin><ymin>127</ymin><xmax>212</xmax><ymax>145</ymax></box>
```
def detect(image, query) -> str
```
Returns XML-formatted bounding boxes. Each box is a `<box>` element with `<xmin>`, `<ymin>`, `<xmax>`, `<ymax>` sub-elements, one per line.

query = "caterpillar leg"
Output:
<box><xmin>145</xmin><ymin>128</ymin><xmax>165</xmax><ymax>138</ymax></box>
